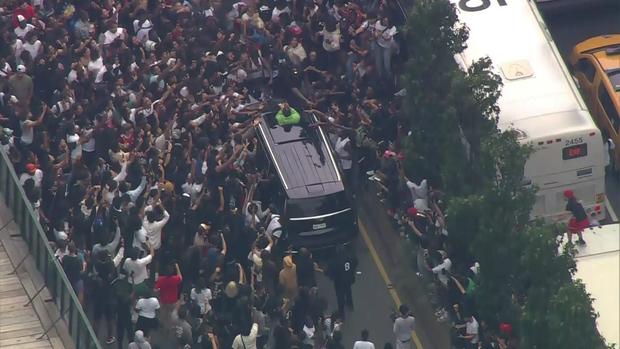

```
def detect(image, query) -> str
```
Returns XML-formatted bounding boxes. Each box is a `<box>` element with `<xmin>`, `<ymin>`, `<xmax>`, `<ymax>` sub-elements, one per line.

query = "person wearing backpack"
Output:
<box><xmin>232</xmin><ymin>321</ymin><xmax>259</xmax><ymax>349</ymax></box>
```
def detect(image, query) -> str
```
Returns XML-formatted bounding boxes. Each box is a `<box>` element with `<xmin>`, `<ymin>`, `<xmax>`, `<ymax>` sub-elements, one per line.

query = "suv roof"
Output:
<box><xmin>256</xmin><ymin>112</ymin><xmax>344</xmax><ymax>200</ymax></box>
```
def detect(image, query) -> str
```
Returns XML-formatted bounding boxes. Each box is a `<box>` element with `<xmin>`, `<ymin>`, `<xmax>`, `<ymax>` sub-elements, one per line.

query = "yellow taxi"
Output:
<box><xmin>570</xmin><ymin>35</ymin><xmax>620</xmax><ymax>176</ymax></box>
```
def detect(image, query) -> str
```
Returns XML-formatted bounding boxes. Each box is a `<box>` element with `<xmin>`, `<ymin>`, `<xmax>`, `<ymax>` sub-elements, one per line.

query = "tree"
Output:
<box><xmin>522</xmin><ymin>279</ymin><xmax>607</xmax><ymax>348</ymax></box>
<box><xmin>401</xmin><ymin>0</ymin><xmax>469</xmax><ymax>187</ymax></box>
<box><xmin>401</xmin><ymin>0</ymin><xmax>610</xmax><ymax>347</ymax></box>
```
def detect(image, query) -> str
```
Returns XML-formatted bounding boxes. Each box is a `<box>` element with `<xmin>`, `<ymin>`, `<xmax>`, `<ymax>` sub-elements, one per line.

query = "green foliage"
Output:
<box><xmin>522</xmin><ymin>280</ymin><xmax>606</xmax><ymax>349</ymax></box>
<box><xmin>401</xmin><ymin>0</ymin><xmax>470</xmax><ymax>186</ymax></box>
<box><xmin>401</xmin><ymin>0</ymin><xmax>609</xmax><ymax>347</ymax></box>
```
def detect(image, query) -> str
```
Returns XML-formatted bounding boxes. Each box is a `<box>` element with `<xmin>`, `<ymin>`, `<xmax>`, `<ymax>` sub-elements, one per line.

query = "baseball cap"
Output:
<box><xmin>17</xmin><ymin>15</ymin><xmax>25</xmax><ymax>22</ymax></box>
<box><xmin>26</xmin><ymin>163</ymin><xmax>37</xmax><ymax>173</ymax></box>
<box><xmin>16</xmin><ymin>65</ymin><xmax>26</xmax><ymax>73</ymax></box>
<box><xmin>406</xmin><ymin>207</ymin><xmax>418</xmax><ymax>218</ymax></box>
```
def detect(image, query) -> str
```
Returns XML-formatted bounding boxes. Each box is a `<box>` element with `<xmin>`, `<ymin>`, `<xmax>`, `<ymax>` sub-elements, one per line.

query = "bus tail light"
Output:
<box><xmin>595</xmin><ymin>193</ymin><xmax>605</xmax><ymax>203</ymax></box>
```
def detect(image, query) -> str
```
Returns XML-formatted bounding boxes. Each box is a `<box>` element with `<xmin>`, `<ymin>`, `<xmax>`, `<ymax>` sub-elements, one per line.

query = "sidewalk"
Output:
<box><xmin>0</xmin><ymin>204</ymin><xmax>73</xmax><ymax>349</ymax></box>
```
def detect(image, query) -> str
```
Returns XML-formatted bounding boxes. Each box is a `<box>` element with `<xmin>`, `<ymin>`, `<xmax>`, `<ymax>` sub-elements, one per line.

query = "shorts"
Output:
<box><xmin>568</xmin><ymin>218</ymin><xmax>589</xmax><ymax>232</ymax></box>
<box><xmin>135</xmin><ymin>316</ymin><xmax>158</xmax><ymax>336</ymax></box>
<box><xmin>71</xmin><ymin>279</ymin><xmax>84</xmax><ymax>295</ymax></box>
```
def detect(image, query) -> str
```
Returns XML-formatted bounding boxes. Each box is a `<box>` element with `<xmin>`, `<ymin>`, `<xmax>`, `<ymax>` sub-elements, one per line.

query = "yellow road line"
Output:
<box><xmin>358</xmin><ymin>219</ymin><xmax>425</xmax><ymax>349</ymax></box>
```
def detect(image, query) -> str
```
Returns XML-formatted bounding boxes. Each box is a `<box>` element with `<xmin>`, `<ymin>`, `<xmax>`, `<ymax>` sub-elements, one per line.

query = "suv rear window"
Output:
<box><xmin>286</xmin><ymin>192</ymin><xmax>350</xmax><ymax>218</ymax></box>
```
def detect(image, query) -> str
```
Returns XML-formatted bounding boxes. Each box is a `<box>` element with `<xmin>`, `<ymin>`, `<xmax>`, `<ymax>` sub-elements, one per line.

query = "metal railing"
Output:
<box><xmin>0</xmin><ymin>148</ymin><xmax>101</xmax><ymax>349</ymax></box>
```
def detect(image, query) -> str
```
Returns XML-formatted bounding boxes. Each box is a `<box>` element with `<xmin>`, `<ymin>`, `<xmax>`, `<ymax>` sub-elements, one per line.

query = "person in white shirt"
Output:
<box><xmin>232</xmin><ymin>323</ymin><xmax>258</xmax><ymax>349</ymax></box>
<box><xmin>20</xmin><ymin>163</ymin><xmax>43</xmax><ymax>187</ymax></box>
<box><xmin>181</xmin><ymin>176</ymin><xmax>202</xmax><ymax>200</ymax></box>
<box><xmin>123</xmin><ymin>244</ymin><xmax>154</xmax><ymax>295</ymax></box>
<box><xmin>133</xmin><ymin>18</ymin><xmax>153</xmax><ymax>44</ymax></box>
<box><xmin>119</xmin><ymin>176</ymin><xmax>147</xmax><ymax>203</ymax></box>
<box><xmin>271</xmin><ymin>3</ymin><xmax>290</xmax><ymax>23</ymax></box>
<box><xmin>393</xmin><ymin>305</ymin><xmax>416</xmax><ymax>349</ymax></box>
<box><xmin>0</xmin><ymin>58</ymin><xmax>12</xmax><ymax>79</ymax></box>
<box><xmin>285</xmin><ymin>37</ymin><xmax>307</xmax><ymax>63</ymax></box>
<box><xmin>353</xmin><ymin>329</ymin><xmax>376</xmax><ymax>349</ymax></box>
<box><xmin>403</xmin><ymin>176</ymin><xmax>428</xmax><ymax>209</ymax></box>
<box><xmin>431</xmin><ymin>251</ymin><xmax>452</xmax><ymax>287</ymax></box>
<box><xmin>19</xmin><ymin>105</ymin><xmax>47</xmax><ymax>146</ymax></box>
<box><xmin>456</xmin><ymin>315</ymin><xmax>479</xmax><ymax>347</ymax></box>
<box><xmin>135</xmin><ymin>292</ymin><xmax>160</xmax><ymax>337</ymax></box>
<box><xmin>265</xmin><ymin>206</ymin><xmax>283</xmax><ymax>245</ymax></box>
<box><xmin>22</xmin><ymin>32</ymin><xmax>42</xmax><ymax>60</ymax></box>
<box><xmin>14</xmin><ymin>15</ymin><xmax>35</xmax><ymax>39</ymax></box>
<box><xmin>190</xmin><ymin>278</ymin><xmax>213</xmax><ymax>316</ymax></box>
<box><xmin>142</xmin><ymin>201</ymin><xmax>170</xmax><ymax>250</ymax></box>
<box><xmin>102</xmin><ymin>21</ymin><xmax>126</xmax><ymax>45</ymax></box>
<box><xmin>372</xmin><ymin>16</ymin><xmax>397</xmax><ymax>77</ymax></box>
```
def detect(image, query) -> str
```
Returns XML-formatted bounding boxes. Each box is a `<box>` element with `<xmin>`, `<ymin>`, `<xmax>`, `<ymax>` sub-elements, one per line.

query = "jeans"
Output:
<box><xmin>335</xmin><ymin>282</ymin><xmax>354</xmax><ymax>318</ymax></box>
<box><xmin>346</xmin><ymin>53</ymin><xmax>359</xmax><ymax>82</ymax></box>
<box><xmin>372</xmin><ymin>41</ymin><xmax>393</xmax><ymax>78</ymax></box>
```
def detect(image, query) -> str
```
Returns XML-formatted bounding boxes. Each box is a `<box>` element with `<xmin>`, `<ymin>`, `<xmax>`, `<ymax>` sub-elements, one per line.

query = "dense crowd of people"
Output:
<box><xmin>0</xmin><ymin>0</ymin><xmax>412</xmax><ymax>348</ymax></box>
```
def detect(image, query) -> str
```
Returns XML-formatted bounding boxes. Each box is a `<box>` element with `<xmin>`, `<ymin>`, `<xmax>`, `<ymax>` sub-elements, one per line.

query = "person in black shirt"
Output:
<box><xmin>327</xmin><ymin>244</ymin><xmax>358</xmax><ymax>320</ymax></box>
<box><xmin>61</xmin><ymin>241</ymin><xmax>84</xmax><ymax>303</ymax></box>
<box><xmin>564</xmin><ymin>189</ymin><xmax>587</xmax><ymax>245</ymax></box>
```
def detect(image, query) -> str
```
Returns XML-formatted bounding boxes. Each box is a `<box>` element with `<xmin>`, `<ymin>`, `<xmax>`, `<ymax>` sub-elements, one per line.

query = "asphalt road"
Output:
<box><xmin>315</xmin><ymin>236</ymin><xmax>398</xmax><ymax>349</ymax></box>
<box><xmin>541</xmin><ymin>2</ymin><xmax>620</xmax><ymax>222</ymax></box>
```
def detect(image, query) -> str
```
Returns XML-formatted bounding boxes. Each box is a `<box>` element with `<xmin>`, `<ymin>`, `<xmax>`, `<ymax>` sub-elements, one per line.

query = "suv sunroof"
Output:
<box><xmin>269</xmin><ymin>125</ymin><xmax>308</xmax><ymax>144</ymax></box>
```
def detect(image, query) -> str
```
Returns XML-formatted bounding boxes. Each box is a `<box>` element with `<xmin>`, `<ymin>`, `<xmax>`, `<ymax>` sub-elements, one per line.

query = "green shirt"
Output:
<box><xmin>275</xmin><ymin>108</ymin><xmax>301</xmax><ymax>126</ymax></box>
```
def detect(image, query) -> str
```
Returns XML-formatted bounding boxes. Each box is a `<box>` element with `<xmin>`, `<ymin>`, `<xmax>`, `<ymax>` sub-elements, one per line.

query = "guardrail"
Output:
<box><xmin>0</xmin><ymin>148</ymin><xmax>101</xmax><ymax>349</ymax></box>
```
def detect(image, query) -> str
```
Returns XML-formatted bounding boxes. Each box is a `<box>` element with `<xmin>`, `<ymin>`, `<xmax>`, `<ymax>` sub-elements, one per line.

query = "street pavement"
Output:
<box><xmin>541</xmin><ymin>2</ymin><xmax>620</xmax><ymax>222</ymax></box>
<box><xmin>316</xmin><ymin>236</ymin><xmax>399</xmax><ymax>349</ymax></box>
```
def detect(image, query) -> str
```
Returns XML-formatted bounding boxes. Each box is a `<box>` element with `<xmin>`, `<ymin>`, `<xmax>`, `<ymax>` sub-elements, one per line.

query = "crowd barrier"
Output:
<box><xmin>0</xmin><ymin>148</ymin><xmax>102</xmax><ymax>349</ymax></box>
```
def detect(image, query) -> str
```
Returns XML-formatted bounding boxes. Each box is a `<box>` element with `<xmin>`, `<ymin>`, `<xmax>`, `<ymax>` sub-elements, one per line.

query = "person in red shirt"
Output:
<box><xmin>155</xmin><ymin>262</ymin><xmax>183</xmax><ymax>335</ymax></box>
<box><xmin>12</xmin><ymin>1</ymin><xmax>36</xmax><ymax>28</ymax></box>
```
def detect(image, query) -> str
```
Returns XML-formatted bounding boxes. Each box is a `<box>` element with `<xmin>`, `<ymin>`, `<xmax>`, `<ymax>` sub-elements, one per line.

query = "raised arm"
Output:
<box><xmin>31</xmin><ymin>104</ymin><xmax>49</xmax><ymax>127</ymax></box>
<box><xmin>220</xmin><ymin>232</ymin><xmax>227</xmax><ymax>256</ymax></box>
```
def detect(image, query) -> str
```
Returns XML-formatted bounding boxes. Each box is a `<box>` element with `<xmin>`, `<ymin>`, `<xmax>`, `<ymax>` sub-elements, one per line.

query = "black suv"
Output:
<box><xmin>255</xmin><ymin>110</ymin><xmax>357</xmax><ymax>249</ymax></box>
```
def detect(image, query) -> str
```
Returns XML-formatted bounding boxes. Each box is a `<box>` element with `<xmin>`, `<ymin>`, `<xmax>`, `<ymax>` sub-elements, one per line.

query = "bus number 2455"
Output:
<box><xmin>565</xmin><ymin>137</ymin><xmax>584</xmax><ymax>146</ymax></box>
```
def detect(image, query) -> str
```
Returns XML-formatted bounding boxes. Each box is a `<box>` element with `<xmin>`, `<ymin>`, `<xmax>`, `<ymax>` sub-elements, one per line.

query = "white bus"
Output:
<box><xmin>451</xmin><ymin>0</ymin><xmax>607</xmax><ymax>221</ymax></box>
<box><xmin>560</xmin><ymin>223</ymin><xmax>619</xmax><ymax>347</ymax></box>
